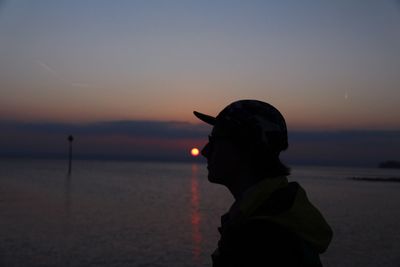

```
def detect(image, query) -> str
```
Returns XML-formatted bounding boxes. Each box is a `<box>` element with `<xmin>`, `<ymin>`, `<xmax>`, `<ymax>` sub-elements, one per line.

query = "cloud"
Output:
<box><xmin>0</xmin><ymin>120</ymin><xmax>210</xmax><ymax>138</ymax></box>
<box><xmin>0</xmin><ymin>120</ymin><xmax>210</xmax><ymax>161</ymax></box>
<box><xmin>284</xmin><ymin>130</ymin><xmax>400</xmax><ymax>166</ymax></box>
<box><xmin>0</xmin><ymin>120</ymin><xmax>399</xmax><ymax>166</ymax></box>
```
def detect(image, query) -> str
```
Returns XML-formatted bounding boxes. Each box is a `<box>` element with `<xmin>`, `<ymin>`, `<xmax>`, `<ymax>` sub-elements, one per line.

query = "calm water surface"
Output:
<box><xmin>0</xmin><ymin>159</ymin><xmax>399</xmax><ymax>267</ymax></box>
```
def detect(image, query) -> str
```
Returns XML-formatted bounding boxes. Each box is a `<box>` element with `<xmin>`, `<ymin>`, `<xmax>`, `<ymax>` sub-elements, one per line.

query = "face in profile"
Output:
<box><xmin>201</xmin><ymin>130</ymin><xmax>242</xmax><ymax>185</ymax></box>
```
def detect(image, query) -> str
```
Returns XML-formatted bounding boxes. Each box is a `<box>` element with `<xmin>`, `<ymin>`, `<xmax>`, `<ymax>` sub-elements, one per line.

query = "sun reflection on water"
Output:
<box><xmin>190</xmin><ymin>164</ymin><xmax>202</xmax><ymax>263</ymax></box>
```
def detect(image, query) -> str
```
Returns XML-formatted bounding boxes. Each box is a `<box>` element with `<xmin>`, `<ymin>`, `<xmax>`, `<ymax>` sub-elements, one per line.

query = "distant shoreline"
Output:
<box><xmin>348</xmin><ymin>177</ymin><xmax>400</xmax><ymax>183</ymax></box>
<box><xmin>378</xmin><ymin>161</ymin><xmax>400</xmax><ymax>169</ymax></box>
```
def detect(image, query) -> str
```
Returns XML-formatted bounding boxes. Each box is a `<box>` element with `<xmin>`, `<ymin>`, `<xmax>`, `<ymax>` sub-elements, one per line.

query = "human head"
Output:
<box><xmin>194</xmin><ymin>99</ymin><xmax>290</xmax><ymax>184</ymax></box>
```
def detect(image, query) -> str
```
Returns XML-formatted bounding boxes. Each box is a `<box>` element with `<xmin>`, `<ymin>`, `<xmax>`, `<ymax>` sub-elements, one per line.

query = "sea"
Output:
<box><xmin>0</xmin><ymin>159</ymin><xmax>399</xmax><ymax>267</ymax></box>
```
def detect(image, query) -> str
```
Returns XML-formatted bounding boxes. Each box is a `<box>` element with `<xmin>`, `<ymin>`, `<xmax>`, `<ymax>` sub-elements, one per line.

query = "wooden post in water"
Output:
<box><xmin>68</xmin><ymin>135</ymin><xmax>74</xmax><ymax>174</ymax></box>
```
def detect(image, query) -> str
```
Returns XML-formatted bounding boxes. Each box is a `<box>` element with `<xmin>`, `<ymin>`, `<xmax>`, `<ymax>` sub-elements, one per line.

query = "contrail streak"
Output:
<box><xmin>37</xmin><ymin>60</ymin><xmax>95</xmax><ymax>89</ymax></box>
<box><xmin>37</xmin><ymin>60</ymin><xmax>69</xmax><ymax>84</ymax></box>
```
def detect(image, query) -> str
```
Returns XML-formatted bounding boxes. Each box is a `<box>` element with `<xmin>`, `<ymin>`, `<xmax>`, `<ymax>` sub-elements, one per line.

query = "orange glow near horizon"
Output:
<box><xmin>190</xmin><ymin>148</ymin><xmax>200</xmax><ymax>157</ymax></box>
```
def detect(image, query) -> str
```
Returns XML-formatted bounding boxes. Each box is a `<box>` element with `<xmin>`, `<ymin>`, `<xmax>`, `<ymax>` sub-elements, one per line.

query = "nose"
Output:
<box><xmin>201</xmin><ymin>142</ymin><xmax>210</xmax><ymax>158</ymax></box>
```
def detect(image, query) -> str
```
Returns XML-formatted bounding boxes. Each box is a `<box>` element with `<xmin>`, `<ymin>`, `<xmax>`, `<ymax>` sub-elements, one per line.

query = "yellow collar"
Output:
<box><xmin>238</xmin><ymin>176</ymin><xmax>289</xmax><ymax>218</ymax></box>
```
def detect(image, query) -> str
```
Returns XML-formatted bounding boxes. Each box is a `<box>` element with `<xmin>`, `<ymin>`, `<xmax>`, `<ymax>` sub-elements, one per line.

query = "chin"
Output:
<box><xmin>207</xmin><ymin>172</ymin><xmax>217</xmax><ymax>183</ymax></box>
<box><xmin>207</xmin><ymin>172</ymin><xmax>225</xmax><ymax>185</ymax></box>
<box><xmin>208</xmin><ymin>177</ymin><xmax>217</xmax><ymax>184</ymax></box>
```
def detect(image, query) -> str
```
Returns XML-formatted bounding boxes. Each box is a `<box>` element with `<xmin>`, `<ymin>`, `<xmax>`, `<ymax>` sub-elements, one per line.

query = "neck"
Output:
<box><xmin>226</xmin><ymin>170</ymin><xmax>263</xmax><ymax>200</ymax></box>
<box><xmin>226</xmin><ymin>168</ymin><xmax>287</xmax><ymax>200</ymax></box>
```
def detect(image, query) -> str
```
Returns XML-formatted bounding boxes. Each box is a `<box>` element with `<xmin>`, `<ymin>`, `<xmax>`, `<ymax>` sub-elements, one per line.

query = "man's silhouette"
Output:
<box><xmin>194</xmin><ymin>100</ymin><xmax>332</xmax><ymax>267</ymax></box>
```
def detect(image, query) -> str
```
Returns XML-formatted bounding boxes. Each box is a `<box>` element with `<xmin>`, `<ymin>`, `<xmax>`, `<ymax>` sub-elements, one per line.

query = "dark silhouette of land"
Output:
<box><xmin>348</xmin><ymin>177</ymin><xmax>400</xmax><ymax>183</ymax></box>
<box><xmin>379</xmin><ymin>161</ymin><xmax>400</xmax><ymax>169</ymax></box>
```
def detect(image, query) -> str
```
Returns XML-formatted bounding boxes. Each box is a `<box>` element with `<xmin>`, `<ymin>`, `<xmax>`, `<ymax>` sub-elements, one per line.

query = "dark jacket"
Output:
<box><xmin>212</xmin><ymin>177</ymin><xmax>333</xmax><ymax>267</ymax></box>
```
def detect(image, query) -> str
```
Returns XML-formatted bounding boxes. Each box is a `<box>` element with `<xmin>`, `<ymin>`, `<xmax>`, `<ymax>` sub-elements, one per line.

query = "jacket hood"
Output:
<box><xmin>233</xmin><ymin>176</ymin><xmax>333</xmax><ymax>253</ymax></box>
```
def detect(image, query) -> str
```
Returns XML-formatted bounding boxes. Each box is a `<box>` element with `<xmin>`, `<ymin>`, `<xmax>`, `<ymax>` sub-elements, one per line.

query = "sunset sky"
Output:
<box><xmin>0</xmin><ymin>1</ymin><xmax>399</xmax><ymax>165</ymax></box>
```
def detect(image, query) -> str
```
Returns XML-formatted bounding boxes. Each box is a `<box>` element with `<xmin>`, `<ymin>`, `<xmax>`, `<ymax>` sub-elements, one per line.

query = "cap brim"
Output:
<box><xmin>193</xmin><ymin>111</ymin><xmax>216</xmax><ymax>125</ymax></box>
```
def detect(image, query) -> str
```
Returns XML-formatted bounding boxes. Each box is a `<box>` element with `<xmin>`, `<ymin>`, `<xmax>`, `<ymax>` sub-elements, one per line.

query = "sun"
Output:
<box><xmin>190</xmin><ymin>147</ymin><xmax>200</xmax><ymax>157</ymax></box>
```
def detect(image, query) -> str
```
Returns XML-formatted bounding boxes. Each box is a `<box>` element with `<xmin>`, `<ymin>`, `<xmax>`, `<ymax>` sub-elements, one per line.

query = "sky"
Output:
<box><xmin>0</xmin><ymin>1</ymin><xmax>399</xmax><ymax>165</ymax></box>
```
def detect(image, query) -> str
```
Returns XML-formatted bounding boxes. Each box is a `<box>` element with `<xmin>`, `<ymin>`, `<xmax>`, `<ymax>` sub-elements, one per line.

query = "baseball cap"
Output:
<box><xmin>194</xmin><ymin>100</ymin><xmax>288</xmax><ymax>152</ymax></box>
